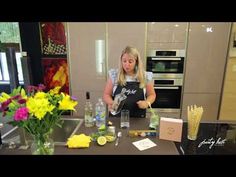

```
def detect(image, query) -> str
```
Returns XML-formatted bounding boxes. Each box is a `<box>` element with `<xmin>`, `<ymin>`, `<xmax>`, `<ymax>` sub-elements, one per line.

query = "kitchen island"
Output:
<box><xmin>1</xmin><ymin>116</ymin><xmax>236</xmax><ymax>155</ymax></box>
<box><xmin>0</xmin><ymin>116</ymin><xmax>179</xmax><ymax>155</ymax></box>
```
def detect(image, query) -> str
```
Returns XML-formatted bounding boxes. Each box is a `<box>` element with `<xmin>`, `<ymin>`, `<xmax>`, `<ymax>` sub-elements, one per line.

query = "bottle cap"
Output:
<box><xmin>21</xmin><ymin>52</ymin><xmax>27</xmax><ymax>57</ymax></box>
<box><xmin>86</xmin><ymin>92</ymin><xmax>90</xmax><ymax>99</ymax></box>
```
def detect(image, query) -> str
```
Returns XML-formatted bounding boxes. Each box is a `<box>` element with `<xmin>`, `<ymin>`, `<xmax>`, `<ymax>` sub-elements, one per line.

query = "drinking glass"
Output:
<box><xmin>120</xmin><ymin>110</ymin><xmax>130</xmax><ymax>128</ymax></box>
<box><xmin>187</xmin><ymin>105</ymin><xmax>203</xmax><ymax>140</ymax></box>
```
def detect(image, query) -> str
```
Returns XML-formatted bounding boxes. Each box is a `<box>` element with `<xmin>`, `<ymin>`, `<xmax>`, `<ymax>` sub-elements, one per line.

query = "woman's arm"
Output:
<box><xmin>137</xmin><ymin>82</ymin><xmax>156</xmax><ymax>109</ymax></box>
<box><xmin>103</xmin><ymin>78</ymin><xmax>114</xmax><ymax>111</ymax></box>
<box><xmin>146</xmin><ymin>82</ymin><xmax>156</xmax><ymax>105</ymax></box>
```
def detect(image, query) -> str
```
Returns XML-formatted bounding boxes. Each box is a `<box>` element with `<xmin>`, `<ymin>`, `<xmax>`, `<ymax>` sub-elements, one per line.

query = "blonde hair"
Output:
<box><xmin>117</xmin><ymin>46</ymin><xmax>146</xmax><ymax>88</ymax></box>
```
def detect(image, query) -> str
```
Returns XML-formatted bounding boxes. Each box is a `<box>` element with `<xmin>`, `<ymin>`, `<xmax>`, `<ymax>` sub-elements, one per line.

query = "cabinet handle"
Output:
<box><xmin>154</xmin><ymin>86</ymin><xmax>179</xmax><ymax>89</ymax></box>
<box><xmin>151</xmin><ymin>57</ymin><xmax>181</xmax><ymax>61</ymax></box>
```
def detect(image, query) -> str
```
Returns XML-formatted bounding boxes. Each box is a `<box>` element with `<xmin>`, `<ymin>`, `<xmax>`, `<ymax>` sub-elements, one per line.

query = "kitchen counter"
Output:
<box><xmin>1</xmin><ymin>116</ymin><xmax>236</xmax><ymax>155</ymax></box>
<box><xmin>0</xmin><ymin>117</ymin><xmax>179</xmax><ymax>155</ymax></box>
<box><xmin>175</xmin><ymin>122</ymin><xmax>236</xmax><ymax>155</ymax></box>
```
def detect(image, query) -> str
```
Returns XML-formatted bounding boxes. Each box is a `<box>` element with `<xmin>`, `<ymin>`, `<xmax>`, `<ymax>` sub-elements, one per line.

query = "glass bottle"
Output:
<box><xmin>95</xmin><ymin>98</ymin><xmax>106</xmax><ymax>128</ymax></box>
<box><xmin>110</xmin><ymin>88</ymin><xmax>127</xmax><ymax>115</ymax></box>
<box><xmin>84</xmin><ymin>92</ymin><xmax>94</xmax><ymax>127</ymax></box>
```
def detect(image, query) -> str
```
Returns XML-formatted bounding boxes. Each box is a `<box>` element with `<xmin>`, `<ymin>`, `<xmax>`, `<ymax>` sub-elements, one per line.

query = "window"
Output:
<box><xmin>0</xmin><ymin>66</ymin><xmax>2</xmax><ymax>80</ymax></box>
<box><xmin>0</xmin><ymin>22</ymin><xmax>20</xmax><ymax>44</ymax></box>
<box><xmin>0</xmin><ymin>22</ymin><xmax>23</xmax><ymax>84</ymax></box>
<box><xmin>0</xmin><ymin>52</ymin><xmax>23</xmax><ymax>84</ymax></box>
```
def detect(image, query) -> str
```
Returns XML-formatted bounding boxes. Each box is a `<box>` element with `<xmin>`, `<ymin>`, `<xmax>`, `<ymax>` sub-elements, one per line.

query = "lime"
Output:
<box><xmin>98</xmin><ymin>124</ymin><xmax>106</xmax><ymax>131</ymax></box>
<box><xmin>97</xmin><ymin>136</ymin><xmax>107</xmax><ymax>146</ymax></box>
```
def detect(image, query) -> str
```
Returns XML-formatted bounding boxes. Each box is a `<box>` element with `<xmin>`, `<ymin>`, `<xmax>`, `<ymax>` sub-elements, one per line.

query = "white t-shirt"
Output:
<box><xmin>108</xmin><ymin>68</ymin><xmax>153</xmax><ymax>85</ymax></box>
<box><xmin>108</xmin><ymin>68</ymin><xmax>153</xmax><ymax>95</ymax></box>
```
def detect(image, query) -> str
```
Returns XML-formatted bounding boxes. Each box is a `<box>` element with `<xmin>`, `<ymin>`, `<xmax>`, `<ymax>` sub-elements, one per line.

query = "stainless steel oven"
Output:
<box><xmin>146</xmin><ymin>50</ymin><xmax>185</xmax><ymax>116</ymax></box>
<box><xmin>151</xmin><ymin>77</ymin><xmax>183</xmax><ymax>113</ymax></box>
<box><xmin>147</xmin><ymin>49</ymin><xmax>185</xmax><ymax>78</ymax></box>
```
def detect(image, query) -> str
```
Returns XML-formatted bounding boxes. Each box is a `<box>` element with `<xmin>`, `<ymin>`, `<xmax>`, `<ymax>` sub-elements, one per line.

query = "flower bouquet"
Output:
<box><xmin>0</xmin><ymin>84</ymin><xmax>78</xmax><ymax>154</ymax></box>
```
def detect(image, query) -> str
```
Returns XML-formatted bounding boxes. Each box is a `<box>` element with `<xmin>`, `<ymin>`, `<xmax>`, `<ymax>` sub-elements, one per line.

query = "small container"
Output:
<box><xmin>107</xmin><ymin>126</ymin><xmax>116</xmax><ymax>137</ymax></box>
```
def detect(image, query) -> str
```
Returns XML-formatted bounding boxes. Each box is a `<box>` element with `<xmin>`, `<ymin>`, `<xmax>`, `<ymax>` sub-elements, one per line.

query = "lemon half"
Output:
<box><xmin>97</xmin><ymin>136</ymin><xmax>107</xmax><ymax>146</ymax></box>
<box><xmin>105</xmin><ymin>135</ymin><xmax>116</xmax><ymax>142</ymax></box>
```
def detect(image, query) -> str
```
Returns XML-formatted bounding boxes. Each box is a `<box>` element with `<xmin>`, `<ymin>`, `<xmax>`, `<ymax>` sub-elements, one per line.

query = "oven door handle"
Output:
<box><xmin>155</xmin><ymin>86</ymin><xmax>179</xmax><ymax>89</ymax></box>
<box><xmin>151</xmin><ymin>57</ymin><xmax>182</xmax><ymax>61</ymax></box>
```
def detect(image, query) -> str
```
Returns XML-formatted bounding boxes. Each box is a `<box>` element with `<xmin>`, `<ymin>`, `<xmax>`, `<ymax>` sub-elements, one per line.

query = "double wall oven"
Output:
<box><xmin>146</xmin><ymin>50</ymin><xmax>185</xmax><ymax>115</ymax></box>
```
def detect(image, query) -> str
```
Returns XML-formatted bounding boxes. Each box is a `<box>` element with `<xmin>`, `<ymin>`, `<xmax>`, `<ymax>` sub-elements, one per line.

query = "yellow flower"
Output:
<box><xmin>20</xmin><ymin>89</ymin><xmax>27</xmax><ymax>99</ymax></box>
<box><xmin>26</xmin><ymin>97</ymin><xmax>55</xmax><ymax>120</ymax></box>
<box><xmin>34</xmin><ymin>92</ymin><xmax>47</xmax><ymax>99</ymax></box>
<box><xmin>49</xmin><ymin>86</ymin><xmax>61</xmax><ymax>95</ymax></box>
<box><xmin>0</xmin><ymin>92</ymin><xmax>11</xmax><ymax>103</ymax></box>
<box><xmin>59</xmin><ymin>93</ymin><xmax>78</xmax><ymax>111</ymax></box>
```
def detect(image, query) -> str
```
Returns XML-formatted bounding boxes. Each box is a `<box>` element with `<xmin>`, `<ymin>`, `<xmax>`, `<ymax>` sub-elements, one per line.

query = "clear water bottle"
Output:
<box><xmin>95</xmin><ymin>98</ymin><xmax>106</xmax><ymax>128</ymax></box>
<box><xmin>84</xmin><ymin>92</ymin><xmax>94</xmax><ymax>127</ymax></box>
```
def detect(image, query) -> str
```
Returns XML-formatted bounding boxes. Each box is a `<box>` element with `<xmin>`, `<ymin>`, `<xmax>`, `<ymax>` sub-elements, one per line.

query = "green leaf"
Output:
<box><xmin>6</xmin><ymin>111</ymin><xmax>14</xmax><ymax>117</ymax></box>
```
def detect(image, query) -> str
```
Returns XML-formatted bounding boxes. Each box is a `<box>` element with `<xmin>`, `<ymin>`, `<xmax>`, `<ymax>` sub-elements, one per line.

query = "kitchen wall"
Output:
<box><xmin>181</xmin><ymin>23</ymin><xmax>231</xmax><ymax>121</ymax></box>
<box><xmin>67</xmin><ymin>22</ymin><xmax>146</xmax><ymax>117</ymax></box>
<box><xmin>219</xmin><ymin>57</ymin><xmax>236</xmax><ymax>120</ymax></box>
<box><xmin>219</xmin><ymin>23</ymin><xmax>236</xmax><ymax>121</ymax></box>
<box><xmin>66</xmin><ymin>22</ymin><xmax>232</xmax><ymax>120</ymax></box>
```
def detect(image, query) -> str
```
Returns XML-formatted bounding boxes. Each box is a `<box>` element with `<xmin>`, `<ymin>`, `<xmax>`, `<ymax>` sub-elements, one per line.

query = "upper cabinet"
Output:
<box><xmin>147</xmin><ymin>22</ymin><xmax>188</xmax><ymax>50</ymax></box>
<box><xmin>67</xmin><ymin>23</ymin><xmax>107</xmax><ymax>116</ymax></box>
<box><xmin>67</xmin><ymin>23</ymin><xmax>106</xmax><ymax>92</ymax></box>
<box><xmin>107</xmin><ymin>23</ymin><xmax>146</xmax><ymax>70</ymax></box>
<box><xmin>181</xmin><ymin>22</ymin><xmax>231</xmax><ymax>121</ymax></box>
<box><xmin>183</xmin><ymin>23</ymin><xmax>231</xmax><ymax>93</ymax></box>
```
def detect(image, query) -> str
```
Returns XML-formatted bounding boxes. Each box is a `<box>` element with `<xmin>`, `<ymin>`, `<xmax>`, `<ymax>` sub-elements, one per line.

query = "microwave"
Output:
<box><xmin>146</xmin><ymin>50</ymin><xmax>185</xmax><ymax>76</ymax></box>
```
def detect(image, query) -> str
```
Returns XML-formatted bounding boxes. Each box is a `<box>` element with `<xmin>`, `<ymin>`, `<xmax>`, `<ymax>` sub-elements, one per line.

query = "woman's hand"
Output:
<box><xmin>108</xmin><ymin>101</ymin><xmax>114</xmax><ymax>112</ymax></box>
<box><xmin>136</xmin><ymin>100</ymin><xmax>149</xmax><ymax>109</ymax></box>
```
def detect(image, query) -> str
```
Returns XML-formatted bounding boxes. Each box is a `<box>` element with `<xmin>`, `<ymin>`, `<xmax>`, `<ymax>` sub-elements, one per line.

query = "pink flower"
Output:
<box><xmin>14</xmin><ymin>107</ymin><xmax>29</xmax><ymax>121</ymax></box>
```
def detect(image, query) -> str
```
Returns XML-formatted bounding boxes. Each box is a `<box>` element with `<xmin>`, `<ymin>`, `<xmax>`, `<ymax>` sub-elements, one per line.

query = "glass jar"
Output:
<box><xmin>31</xmin><ymin>134</ymin><xmax>54</xmax><ymax>155</ymax></box>
<box><xmin>107</xmin><ymin>126</ymin><xmax>116</xmax><ymax>137</ymax></box>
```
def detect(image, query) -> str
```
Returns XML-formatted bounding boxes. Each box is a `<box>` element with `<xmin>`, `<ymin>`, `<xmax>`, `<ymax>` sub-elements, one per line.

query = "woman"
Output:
<box><xmin>103</xmin><ymin>46</ymin><xmax>156</xmax><ymax>118</ymax></box>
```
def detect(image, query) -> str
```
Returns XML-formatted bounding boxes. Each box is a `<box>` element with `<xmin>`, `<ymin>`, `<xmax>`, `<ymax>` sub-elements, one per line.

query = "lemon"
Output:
<box><xmin>105</xmin><ymin>135</ymin><xmax>115</xmax><ymax>142</ymax></box>
<box><xmin>97</xmin><ymin>136</ymin><xmax>107</xmax><ymax>146</ymax></box>
<box><xmin>107</xmin><ymin>121</ymin><xmax>113</xmax><ymax>126</ymax></box>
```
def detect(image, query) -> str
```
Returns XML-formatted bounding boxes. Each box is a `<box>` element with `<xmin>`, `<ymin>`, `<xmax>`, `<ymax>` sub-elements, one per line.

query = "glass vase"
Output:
<box><xmin>31</xmin><ymin>134</ymin><xmax>54</xmax><ymax>155</ymax></box>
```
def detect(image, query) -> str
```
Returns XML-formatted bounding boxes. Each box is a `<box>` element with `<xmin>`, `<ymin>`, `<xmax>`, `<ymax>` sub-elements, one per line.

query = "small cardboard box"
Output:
<box><xmin>159</xmin><ymin>117</ymin><xmax>183</xmax><ymax>142</ymax></box>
